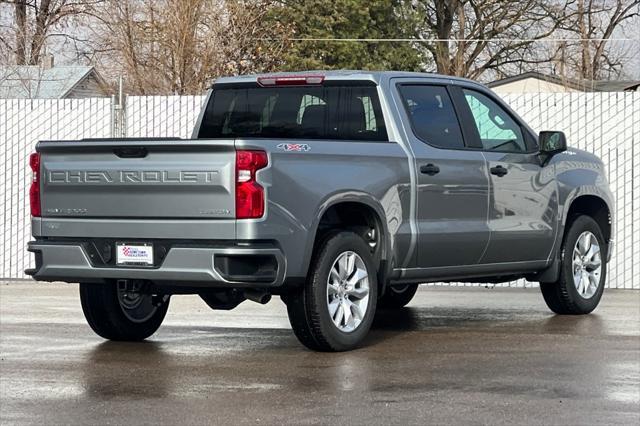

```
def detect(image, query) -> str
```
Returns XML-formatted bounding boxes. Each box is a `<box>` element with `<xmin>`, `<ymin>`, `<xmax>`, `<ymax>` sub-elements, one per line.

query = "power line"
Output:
<box><xmin>279</xmin><ymin>37</ymin><xmax>639</xmax><ymax>43</ymax></box>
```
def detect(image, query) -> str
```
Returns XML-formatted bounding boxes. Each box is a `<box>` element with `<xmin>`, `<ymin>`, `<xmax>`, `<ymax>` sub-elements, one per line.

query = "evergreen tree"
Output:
<box><xmin>272</xmin><ymin>0</ymin><xmax>426</xmax><ymax>71</ymax></box>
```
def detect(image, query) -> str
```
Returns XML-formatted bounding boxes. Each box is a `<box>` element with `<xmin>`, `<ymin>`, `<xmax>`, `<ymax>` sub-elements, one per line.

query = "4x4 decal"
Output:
<box><xmin>277</xmin><ymin>143</ymin><xmax>311</xmax><ymax>152</ymax></box>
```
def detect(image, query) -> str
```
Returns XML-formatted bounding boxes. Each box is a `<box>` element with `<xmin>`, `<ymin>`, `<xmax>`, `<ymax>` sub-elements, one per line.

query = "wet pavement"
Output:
<box><xmin>1</xmin><ymin>282</ymin><xmax>639</xmax><ymax>425</ymax></box>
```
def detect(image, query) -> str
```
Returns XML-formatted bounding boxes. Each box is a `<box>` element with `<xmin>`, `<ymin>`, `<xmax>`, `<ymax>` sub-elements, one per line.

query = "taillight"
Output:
<box><xmin>29</xmin><ymin>152</ymin><xmax>41</xmax><ymax>217</ymax></box>
<box><xmin>236</xmin><ymin>150</ymin><xmax>268</xmax><ymax>219</ymax></box>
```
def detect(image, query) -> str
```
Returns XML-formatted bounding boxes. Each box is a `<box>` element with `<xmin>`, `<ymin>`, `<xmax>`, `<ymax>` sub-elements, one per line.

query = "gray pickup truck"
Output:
<box><xmin>27</xmin><ymin>71</ymin><xmax>614</xmax><ymax>351</ymax></box>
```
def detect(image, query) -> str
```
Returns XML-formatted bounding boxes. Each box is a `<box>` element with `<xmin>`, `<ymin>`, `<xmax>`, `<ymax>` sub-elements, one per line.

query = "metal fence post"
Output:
<box><xmin>110</xmin><ymin>95</ymin><xmax>116</xmax><ymax>137</ymax></box>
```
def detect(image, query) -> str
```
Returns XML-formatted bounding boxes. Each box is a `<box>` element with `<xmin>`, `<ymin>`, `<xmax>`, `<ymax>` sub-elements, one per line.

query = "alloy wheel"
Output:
<box><xmin>326</xmin><ymin>251</ymin><xmax>370</xmax><ymax>333</ymax></box>
<box><xmin>571</xmin><ymin>231</ymin><xmax>602</xmax><ymax>299</ymax></box>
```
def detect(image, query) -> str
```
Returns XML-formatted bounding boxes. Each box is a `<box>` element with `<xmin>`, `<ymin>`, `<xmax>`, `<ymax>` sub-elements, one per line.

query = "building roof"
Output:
<box><xmin>488</xmin><ymin>71</ymin><xmax>640</xmax><ymax>92</ymax></box>
<box><xmin>0</xmin><ymin>65</ymin><xmax>107</xmax><ymax>98</ymax></box>
<box><xmin>594</xmin><ymin>80</ymin><xmax>640</xmax><ymax>92</ymax></box>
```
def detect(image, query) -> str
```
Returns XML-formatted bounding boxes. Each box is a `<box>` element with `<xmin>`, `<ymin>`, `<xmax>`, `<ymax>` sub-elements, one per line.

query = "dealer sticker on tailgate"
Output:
<box><xmin>116</xmin><ymin>243</ymin><xmax>154</xmax><ymax>266</ymax></box>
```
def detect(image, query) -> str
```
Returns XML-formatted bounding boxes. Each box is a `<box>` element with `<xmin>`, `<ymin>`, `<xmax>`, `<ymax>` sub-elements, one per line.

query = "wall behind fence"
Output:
<box><xmin>1</xmin><ymin>93</ymin><xmax>638</xmax><ymax>289</ymax></box>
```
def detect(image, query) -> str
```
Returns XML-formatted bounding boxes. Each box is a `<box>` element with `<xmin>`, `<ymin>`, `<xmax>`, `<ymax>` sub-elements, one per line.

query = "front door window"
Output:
<box><xmin>462</xmin><ymin>89</ymin><xmax>526</xmax><ymax>153</ymax></box>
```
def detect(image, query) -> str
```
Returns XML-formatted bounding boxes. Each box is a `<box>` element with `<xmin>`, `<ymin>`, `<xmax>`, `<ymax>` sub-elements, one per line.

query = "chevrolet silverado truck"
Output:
<box><xmin>26</xmin><ymin>71</ymin><xmax>614</xmax><ymax>351</ymax></box>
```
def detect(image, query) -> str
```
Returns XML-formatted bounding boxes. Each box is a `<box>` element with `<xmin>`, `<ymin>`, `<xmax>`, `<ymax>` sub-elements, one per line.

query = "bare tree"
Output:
<box><xmin>406</xmin><ymin>0</ymin><xmax>571</xmax><ymax>79</ymax></box>
<box><xmin>0</xmin><ymin>0</ymin><xmax>97</xmax><ymax>65</ymax></box>
<box><xmin>557</xmin><ymin>0</ymin><xmax>640</xmax><ymax>80</ymax></box>
<box><xmin>13</xmin><ymin>0</ymin><xmax>27</xmax><ymax>63</ymax></box>
<box><xmin>211</xmin><ymin>0</ymin><xmax>292</xmax><ymax>76</ymax></box>
<box><xmin>89</xmin><ymin>0</ymin><xmax>291</xmax><ymax>95</ymax></box>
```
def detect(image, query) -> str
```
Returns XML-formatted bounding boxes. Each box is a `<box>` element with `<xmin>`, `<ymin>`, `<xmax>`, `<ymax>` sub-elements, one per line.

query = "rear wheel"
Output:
<box><xmin>378</xmin><ymin>284</ymin><xmax>419</xmax><ymax>309</ymax></box>
<box><xmin>80</xmin><ymin>281</ymin><xmax>169</xmax><ymax>341</ymax></box>
<box><xmin>540</xmin><ymin>215</ymin><xmax>606</xmax><ymax>314</ymax></box>
<box><xmin>286</xmin><ymin>231</ymin><xmax>378</xmax><ymax>351</ymax></box>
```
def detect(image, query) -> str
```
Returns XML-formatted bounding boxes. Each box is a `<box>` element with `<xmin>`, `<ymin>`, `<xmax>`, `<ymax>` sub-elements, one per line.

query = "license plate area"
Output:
<box><xmin>116</xmin><ymin>242</ymin><xmax>154</xmax><ymax>267</ymax></box>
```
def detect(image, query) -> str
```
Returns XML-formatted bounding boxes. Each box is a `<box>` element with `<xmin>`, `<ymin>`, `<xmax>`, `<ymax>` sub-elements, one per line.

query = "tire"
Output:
<box><xmin>286</xmin><ymin>231</ymin><xmax>378</xmax><ymax>352</ymax></box>
<box><xmin>79</xmin><ymin>281</ymin><xmax>169</xmax><ymax>341</ymax></box>
<box><xmin>378</xmin><ymin>284</ymin><xmax>419</xmax><ymax>309</ymax></box>
<box><xmin>540</xmin><ymin>215</ymin><xmax>607</xmax><ymax>314</ymax></box>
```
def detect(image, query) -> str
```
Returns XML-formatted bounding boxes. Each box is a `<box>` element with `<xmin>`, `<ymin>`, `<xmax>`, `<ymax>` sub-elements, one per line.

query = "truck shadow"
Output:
<box><xmin>367</xmin><ymin>305</ymin><xmax>608</xmax><ymax>344</ymax></box>
<box><xmin>371</xmin><ymin>305</ymin><xmax>545</xmax><ymax>331</ymax></box>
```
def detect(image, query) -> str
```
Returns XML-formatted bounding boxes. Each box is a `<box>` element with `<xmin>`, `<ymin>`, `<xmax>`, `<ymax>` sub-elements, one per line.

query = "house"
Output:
<box><xmin>488</xmin><ymin>71</ymin><xmax>640</xmax><ymax>94</ymax></box>
<box><xmin>0</xmin><ymin>62</ymin><xmax>109</xmax><ymax>99</ymax></box>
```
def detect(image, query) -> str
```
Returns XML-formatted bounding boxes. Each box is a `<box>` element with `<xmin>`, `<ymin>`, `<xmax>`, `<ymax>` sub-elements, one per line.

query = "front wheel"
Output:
<box><xmin>540</xmin><ymin>215</ymin><xmax>606</xmax><ymax>314</ymax></box>
<box><xmin>80</xmin><ymin>281</ymin><xmax>170</xmax><ymax>341</ymax></box>
<box><xmin>286</xmin><ymin>231</ymin><xmax>378</xmax><ymax>352</ymax></box>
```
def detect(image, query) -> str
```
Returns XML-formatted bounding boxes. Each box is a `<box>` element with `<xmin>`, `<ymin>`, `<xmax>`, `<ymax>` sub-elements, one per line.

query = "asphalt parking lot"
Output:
<box><xmin>1</xmin><ymin>282</ymin><xmax>638</xmax><ymax>425</ymax></box>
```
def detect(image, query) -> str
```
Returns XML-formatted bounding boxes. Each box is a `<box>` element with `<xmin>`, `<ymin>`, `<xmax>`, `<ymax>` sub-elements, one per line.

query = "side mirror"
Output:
<box><xmin>539</xmin><ymin>131</ymin><xmax>567</xmax><ymax>155</ymax></box>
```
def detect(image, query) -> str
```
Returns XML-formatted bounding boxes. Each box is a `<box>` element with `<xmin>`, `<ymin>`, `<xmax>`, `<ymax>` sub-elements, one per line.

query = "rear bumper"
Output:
<box><xmin>26</xmin><ymin>240</ymin><xmax>286</xmax><ymax>287</ymax></box>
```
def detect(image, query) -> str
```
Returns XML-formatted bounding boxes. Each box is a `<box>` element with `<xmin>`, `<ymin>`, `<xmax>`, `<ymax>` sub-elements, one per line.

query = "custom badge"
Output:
<box><xmin>277</xmin><ymin>143</ymin><xmax>311</xmax><ymax>152</ymax></box>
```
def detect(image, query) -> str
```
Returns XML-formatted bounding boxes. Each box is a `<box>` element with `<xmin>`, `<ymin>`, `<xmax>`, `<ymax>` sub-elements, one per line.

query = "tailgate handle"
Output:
<box><xmin>114</xmin><ymin>147</ymin><xmax>148</xmax><ymax>158</ymax></box>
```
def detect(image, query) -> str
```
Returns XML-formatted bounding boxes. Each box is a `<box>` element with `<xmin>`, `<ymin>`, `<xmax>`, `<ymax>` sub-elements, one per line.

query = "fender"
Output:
<box><xmin>560</xmin><ymin>187</ymin><xmax>612</xmax><ymax>232</ymax></box>
<box><xmin>536</xmin><ymin>185</ymin><xmax>614</xmax><ymax>283</ymax></box>
<box><xmin>299</xmin><ymin>190</ymin><xmax>393</xmax><ymax>289</ymax></box>
<box><xmin>553</xmin><ymin>149</ymin><xmax>614</xmax><ymax>239</ymax></box>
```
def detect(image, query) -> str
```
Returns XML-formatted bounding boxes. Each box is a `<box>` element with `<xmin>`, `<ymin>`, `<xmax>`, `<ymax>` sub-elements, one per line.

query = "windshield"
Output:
<box><xmin>198</xmin><ymin>84</ymin><xmax>388</xmax><ymax>141</ymax></box>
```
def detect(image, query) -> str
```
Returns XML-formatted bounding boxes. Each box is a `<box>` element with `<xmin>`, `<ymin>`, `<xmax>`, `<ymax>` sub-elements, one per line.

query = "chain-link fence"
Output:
<box><xmin>126</xmin><ymin>96</ymin><xmax>205</xmax><ymax>138</ymax></box>
<box><xmin>1</xmin><ymin>93</ymin><xmax>638</xmax><ymax>289</ymax></box>
<box><xmin>501</xmin><ymin>92</ymin><xmax>639</xmax><ymax>289</ymax></box>
<box><xmin>1</xmin><ymin>98</ymin><xmax>112</xmax><ymax>279</ymax></box>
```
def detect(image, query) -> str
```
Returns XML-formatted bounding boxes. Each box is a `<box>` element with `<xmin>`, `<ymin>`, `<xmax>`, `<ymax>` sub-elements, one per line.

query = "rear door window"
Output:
<box><xmin>198</xmin><ymin>85</ymin><xmax>388</xmax><ymax>141</ymax></box>
<box><xmin>398</xmin><ymin>85</ymin><xmax>465</xmax><ymax>149</ymax></box>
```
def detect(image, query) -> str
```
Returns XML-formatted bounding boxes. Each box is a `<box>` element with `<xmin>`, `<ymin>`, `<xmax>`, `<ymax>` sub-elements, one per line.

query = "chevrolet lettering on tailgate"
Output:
<box><xmin>47</xmin><ymin>170</ymin><xmax>220</xmax><ymax>184</ymax></box>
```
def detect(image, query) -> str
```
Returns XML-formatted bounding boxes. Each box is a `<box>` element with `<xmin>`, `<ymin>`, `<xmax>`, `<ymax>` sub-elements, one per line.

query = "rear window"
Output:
<box><xmin>198</xmin><ymin>85</ymin><xmax>388</xmax><ymax>141</ymax></box>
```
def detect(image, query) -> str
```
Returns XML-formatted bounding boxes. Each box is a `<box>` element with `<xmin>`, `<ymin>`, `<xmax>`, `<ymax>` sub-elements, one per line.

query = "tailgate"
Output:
<box><xmin>38</xmin><ymin>139</ymin><xmax>235</xmax><ymax>219</ymax></box>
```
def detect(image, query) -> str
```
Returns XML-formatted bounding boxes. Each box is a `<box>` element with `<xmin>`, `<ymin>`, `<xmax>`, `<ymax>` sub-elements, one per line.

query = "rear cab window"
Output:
<box><xmin>198</xmin><ymin>83</ymin><xmax>388</xmax><ymax>141</ymax></box>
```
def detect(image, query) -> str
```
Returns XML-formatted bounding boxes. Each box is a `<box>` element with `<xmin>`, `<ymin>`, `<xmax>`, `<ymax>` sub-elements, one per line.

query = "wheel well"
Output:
<box><xmin>314</xmin><ymin>202</ymin><xmax>386</xmax><ymax>276</ymax></box>
<box><xmin>566</xmin><ymin>195</ymin><xmax>611</xmax><ymax>244</ymax></box>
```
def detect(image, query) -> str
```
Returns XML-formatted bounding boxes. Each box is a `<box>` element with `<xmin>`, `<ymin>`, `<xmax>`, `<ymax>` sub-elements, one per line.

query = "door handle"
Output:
<box><xmin>490</xmin><ymin>165</ymin><xmax>508</xmax><ymax>177</ymax></box>
<box><xmin>114</xmin><ymin>147</ymin><xmax>148</xmax><ymax>158</ymax></box>
<box><xmin>420</xmin><ymin>163</ymin><xmax>440</xmax><ymax>176</ymax></box>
